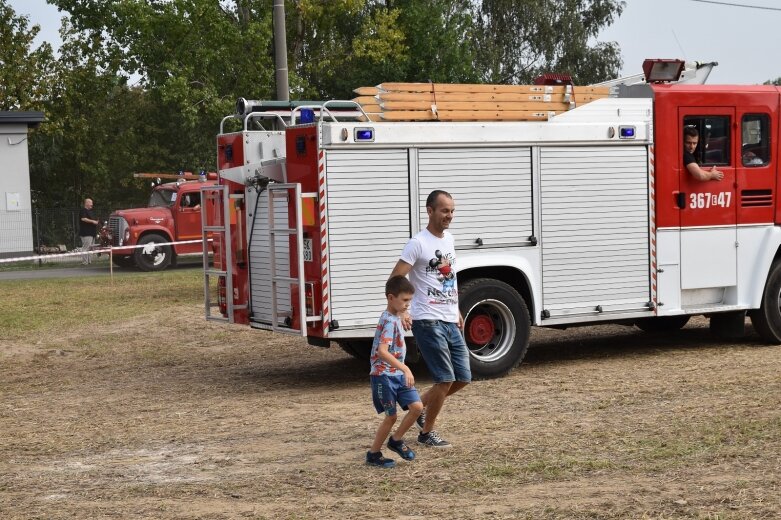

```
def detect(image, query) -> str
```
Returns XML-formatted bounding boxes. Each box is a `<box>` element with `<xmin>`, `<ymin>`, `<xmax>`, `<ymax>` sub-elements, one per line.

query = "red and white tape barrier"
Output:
<box><xmin>0</xmin><ymin>239</ymin><xmax>205</xmax><ymax>264</ymax></box>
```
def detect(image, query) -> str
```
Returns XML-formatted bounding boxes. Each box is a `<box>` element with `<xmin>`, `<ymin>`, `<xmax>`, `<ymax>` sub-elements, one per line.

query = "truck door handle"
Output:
<box><xmin>675</xmin><ymin>192</ymin><xmax>686</xmax><ymax>209</ymax></box>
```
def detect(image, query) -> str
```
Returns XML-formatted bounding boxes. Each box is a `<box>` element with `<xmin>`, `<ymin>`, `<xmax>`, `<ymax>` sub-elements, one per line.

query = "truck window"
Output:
<box><xmin>149</xmin><ymin>188</ymin><xmax>176</xmax><ymax>208</ymax></box>
<box><xmin>182</xmin><ymin>192</ymin><xmax>201</xmax><ymax>208</ymax></box>
<box><xmin>683</xmin><ymin>115</ymin><xmax>731</xmax><ymax>166</ymax></box>
<box><xmin>741</xmin><ymin>114</ymin><xmax>770</xmax><ymax>167</ymax></box>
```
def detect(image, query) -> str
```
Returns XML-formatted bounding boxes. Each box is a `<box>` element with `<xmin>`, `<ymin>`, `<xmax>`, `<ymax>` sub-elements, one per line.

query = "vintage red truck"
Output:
<box><xmin>104</xmin><ymin>173</ymin><xmax>216</xmax><ymax>271</ymax></box>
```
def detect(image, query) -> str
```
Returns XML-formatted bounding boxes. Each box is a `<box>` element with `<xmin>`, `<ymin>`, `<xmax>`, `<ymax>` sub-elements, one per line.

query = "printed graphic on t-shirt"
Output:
<box><xmin>369</xmin><ymin>311</ymin><xmax>406</xmax><ymax>377</ymax></box>
<box><xmin>426</xmin><ymin>249</ymin><xmax>457</xmax><ymax>305</ymax></box>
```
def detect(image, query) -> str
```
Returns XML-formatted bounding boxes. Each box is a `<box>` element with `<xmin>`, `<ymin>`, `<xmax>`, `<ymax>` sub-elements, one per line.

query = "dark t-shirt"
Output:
<box><xmin>79</xmin><ymin>208</ymin><xmax>97</xmax><ymax>237</ymax></box>
<box><xmin>683</xmin><ymin>150</ymin><xmax>697</xmax><ymax>167</ymax></box>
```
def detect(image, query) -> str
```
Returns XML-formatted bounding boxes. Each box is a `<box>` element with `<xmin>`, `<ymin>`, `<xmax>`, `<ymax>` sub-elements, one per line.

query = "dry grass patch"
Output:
<box><xmin>1</xmin><ymin>274</ymin><xmax>781</xmax><ymax>519</ymax></box>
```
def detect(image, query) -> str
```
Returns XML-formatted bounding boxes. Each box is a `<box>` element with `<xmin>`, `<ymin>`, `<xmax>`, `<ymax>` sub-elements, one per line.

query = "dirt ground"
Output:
<box><xmin>2</xmin><ymin>307</ymin><xmax>781</xmax><ymax>519</ymax></box>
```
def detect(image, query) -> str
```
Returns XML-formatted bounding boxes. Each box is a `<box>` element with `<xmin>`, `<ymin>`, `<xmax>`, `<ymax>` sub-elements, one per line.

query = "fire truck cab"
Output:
<box><xmin>204</xmin><ymin>68</ymin><xmax>781</xmax><ymax>379</ymax></box>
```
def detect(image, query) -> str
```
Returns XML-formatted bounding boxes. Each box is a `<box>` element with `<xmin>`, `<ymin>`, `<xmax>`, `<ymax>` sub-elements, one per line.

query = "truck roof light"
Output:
<box><xmin>642</xmin><ymin>59</ymin><xmax>685</xmax><ymax>83</ymax></box>
<box><xmin>300</xmin><ymin>108</ymin><xmax>315</xmax><ymax>124</ymax></box>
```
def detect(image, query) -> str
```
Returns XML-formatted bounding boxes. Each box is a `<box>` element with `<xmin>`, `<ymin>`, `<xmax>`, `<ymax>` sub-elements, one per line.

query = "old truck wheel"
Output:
<box><xmin>750</xmin><ymin>259</ymin><xmax>781</xmax><ymax>343</ymax></box>
<box><xmin>635</xmin><ymin>315</ymin><xmax>690</xmax><ymax>333</ymax></box>
<box><xmin>459</xmin><ymin>278</ymin><xmax>530</xmax><ymax>379</ymax></box>
<box><xmin>111</xmin><ymin>255</ymin><xmax>135</xmax><ymax>269</ymax></box>
<box><xmin>134</xmin><ymin>233</ymin><xmax>172</xmax><ymax>272</ymax></box>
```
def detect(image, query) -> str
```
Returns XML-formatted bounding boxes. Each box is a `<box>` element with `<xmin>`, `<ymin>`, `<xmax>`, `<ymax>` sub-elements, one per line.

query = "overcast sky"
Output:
<box><xmin>9</xmin><ymin>0</ymin><xmax>781</xmax><ymax>85</ymax></box>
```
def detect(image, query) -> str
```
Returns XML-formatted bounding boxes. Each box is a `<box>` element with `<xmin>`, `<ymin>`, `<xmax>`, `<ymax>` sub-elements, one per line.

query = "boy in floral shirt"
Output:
<box><xmin>366</xmin><ymin>275</ymin><xmax>423</xmax><ymax>468</ymax></box>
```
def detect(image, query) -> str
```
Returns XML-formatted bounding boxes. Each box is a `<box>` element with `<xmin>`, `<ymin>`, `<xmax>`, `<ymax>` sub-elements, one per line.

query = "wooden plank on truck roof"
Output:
<box><xmin>356</xmin><ymin>102</ymin><xmax>381</xmax><ymax>111</ymax></box>
<box><xmin>380</xmin><ymin>110</ymin><xmax>557</xmax><ymax>121</ymax></box>
<box><xmin>378</xmin><ymin>82</ymin><xmax>574</xmax><ymax>94</ymax></box>
<box><xmin>572</xmin><ymin>94</ymin><xmax>611</xmax><ymax>102</ymax></box>
<box><xmin>377</xmin><ymin>92</ymin><xmax>567</xmax><ymax>103</ymax></box>
<box><xmin>351</xmin><ymin>96</ymin><xmax>377</xmax><ymax>105</ymax></box>
<box><xmin>357</xmin><ymin>112</ymin><xmax>383</xmax><ymax>122</ymax></box>
<box><xmin>353</xmin><ymin>86</ymin><xmax>380</xmax><ymax>96</ymax></box>
<box><xmin>379</xmin><ymin>100</ymin><xmax>574</xmax><ymax>111</ymax></box>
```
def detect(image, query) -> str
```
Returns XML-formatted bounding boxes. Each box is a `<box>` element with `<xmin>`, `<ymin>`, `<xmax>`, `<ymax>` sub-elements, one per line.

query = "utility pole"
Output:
<box><xmin>273</xmin><ymin>0</ymin><xmax>290</xmax><ymax>101</ymax></box>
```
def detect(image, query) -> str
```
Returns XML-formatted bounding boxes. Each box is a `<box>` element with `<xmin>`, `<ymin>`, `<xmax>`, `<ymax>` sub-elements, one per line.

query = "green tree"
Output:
<box><xmin>289</xmin><ymin>0</ymin><xmax>624</xmax><ymax>96</ymax></box>
<box><xmin>29</xmin><ymin>0</ymin><xmax>281</xmax><ymax>208</ymax></box>
<box><xmin>472</xmin><ymin>0</ymin><xmax>625</xmax><ymax>84</ymax></box>
<box><xmin>51</xmin><ymin>0</ymin><xmax>277</xmax><ymax>167</ymax></box>
<box><xmin>288</xmin><ymin>0</ymin><xmax>407</xmax><ymax>98</ymax></box>
<box><xmin>289</xmin><ymin>0</ymin><xmax>480</xmax><ymax>97</ymax></box>
<box><xmin>764</xmin><ymin>78</ymin><xmax>781</xmax><ymax>86</ymax></box>
<box><xmin>29</xmin><ymin>20</ymin><xmax>154</xmax><ymax>208</ymax></box>
<box><xmin>389</xmin><ymin>0</ymin><xmax>480</xmax><ymax>84</ymax></box>
<box><xmin>0</xmin><ymin>0</ymin><xmax>56</xmax><ymax>111</ymax></box>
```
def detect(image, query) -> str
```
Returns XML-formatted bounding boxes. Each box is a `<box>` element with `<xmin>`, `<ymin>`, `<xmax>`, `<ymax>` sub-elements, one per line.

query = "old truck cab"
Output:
<box><xmin>106</xmin><ymin>176</ymin><xmax>216</xmax><ymax>271</ymax></box>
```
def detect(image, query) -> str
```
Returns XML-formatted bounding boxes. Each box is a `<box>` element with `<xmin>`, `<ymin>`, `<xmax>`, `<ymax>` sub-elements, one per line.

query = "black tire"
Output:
<box><xmin>635</xmin><ymin>315</ymin><xmax>690</xmax><ymax>333</ymax></box>
<box><xmin>111</xmin><ymin>255</ymin><xmax>136</xmax><ymax>269</ymax></box>
<box><xmin>750</xmin><ymin>259</ymin><xmax>781</xmax><ymax>343</ymax></box>
<box><xmin>338</xmin><ymin>338</ymin><xmax>421</xmax><ymax>364</ymax></box>
<box><xmin>710</xmin><ymin>311</ymin><xmax>746</xmax><ymax>340</ymax></box>
<box><xmin>459</xmin><ymin>278</ymin><xmax>531</xmax><ymax>379</ymax></box>
<box><xmin>337</xmin><ymin>339</ymin><xmax>372</xmax><ymax>360</ymax></box>
<box><xmin>134</xmin><ymin>233</ymin><xmax>172</xmax><ymax>272</ymax></box>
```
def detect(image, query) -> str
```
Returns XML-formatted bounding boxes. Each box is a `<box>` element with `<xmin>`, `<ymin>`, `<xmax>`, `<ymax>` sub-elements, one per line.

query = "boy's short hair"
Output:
<box><xmin>684</xmin><ymin>126</ymin><xmax>699</xmax><ymax>139</ymax></box>
<box><xmin>386</xmin><ymin>275</ymin><xmax>415</xmax><ymax>296</ymax></box>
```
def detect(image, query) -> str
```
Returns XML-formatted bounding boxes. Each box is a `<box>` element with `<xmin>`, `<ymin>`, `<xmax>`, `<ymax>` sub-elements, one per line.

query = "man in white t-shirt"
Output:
<box><xmin>389</xmin><ymin>190</ymin><xmax>471</xmax><ymax>448</ymax></box>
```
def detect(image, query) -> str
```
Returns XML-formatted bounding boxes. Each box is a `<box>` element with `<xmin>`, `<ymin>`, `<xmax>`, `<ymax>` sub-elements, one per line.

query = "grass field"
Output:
<box><xmin>2</xmin><ymin>270</ymin><xmax>781</xmax><ymax>519</ymax></box>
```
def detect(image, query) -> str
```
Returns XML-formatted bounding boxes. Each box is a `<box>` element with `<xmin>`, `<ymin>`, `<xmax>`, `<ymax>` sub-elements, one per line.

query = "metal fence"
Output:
<box><xmin>1</xmin><ymin>207</ymin><xmax>117</xmax><ymax>254</ymax></box>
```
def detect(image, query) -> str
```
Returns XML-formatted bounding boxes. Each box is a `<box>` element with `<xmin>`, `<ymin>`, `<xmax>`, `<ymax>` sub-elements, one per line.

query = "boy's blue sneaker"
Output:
<box><xmin>416</xmin><ymin>409</ymin><xmax>426</xmax><ymax>431</ymax></box>
<box><xmin>365</xmin><ymin>451</ymin><xmax>396</xmax><ymax>468</ymax></box>
<box><xmin>387</xmin><ymin>436</ymin><xmax>416</xmax><ymax>461</ymax></box>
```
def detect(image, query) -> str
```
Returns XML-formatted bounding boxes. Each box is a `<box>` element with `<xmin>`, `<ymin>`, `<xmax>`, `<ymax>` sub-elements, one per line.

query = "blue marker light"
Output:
<box><xmin>619</xmin><ymin>126</ymin><xmax>636</xmax><ymax>139</ymax></box>
<box><xmin>355</xmin><ymin>128</ymin><xmax>375</xmax><ymax>142</ymax></box>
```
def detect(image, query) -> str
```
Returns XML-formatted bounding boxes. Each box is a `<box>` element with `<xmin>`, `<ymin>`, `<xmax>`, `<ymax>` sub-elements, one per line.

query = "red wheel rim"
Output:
<box><xmin>467</xmin><ymin>314</ymin><xmax>495</xmax><ymax>344</ymax></box>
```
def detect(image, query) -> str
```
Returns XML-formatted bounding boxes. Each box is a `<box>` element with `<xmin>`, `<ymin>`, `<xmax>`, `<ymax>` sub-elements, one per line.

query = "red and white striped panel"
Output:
<box><xmin>648</xmin><ymin>145</ymin><xmax>657</xmax><ymax>312</ymax></box>
<box><xmin>317</xmin><ymin>149</ymin><xmax>331</xmax><ymax>334</ymax></box>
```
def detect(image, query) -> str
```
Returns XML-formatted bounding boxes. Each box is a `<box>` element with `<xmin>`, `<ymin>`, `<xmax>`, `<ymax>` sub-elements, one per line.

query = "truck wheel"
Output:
<box><xmin>459</xmin><ymin>278</ymin><xmax>530</xmax><ymax>379</ymax></box>
<box><xmin>134</xmin><ymin>233</ymin><xmax>172</xmax><ymax>272</ymax></box>
<box><xmin>111</xmin><ymin>255</ymin><xmax>135</xmax><ymax>269</ymax></box>
<box><xmin>337</xmin><ymin>338</ymin><xmax>420</xmax><ymax>364</ymax></box>
<box><xmin>635</xmin><ymin>315</ymin><xmax>690</xmax><ymax>333</ymax></box>
<box><xmin>750</xmin><ymin>259</ymin><xmax>781</xmax><ymax>343</ymax></box>
<box><xmin>337</xmin><ymin>340</ymin><xmax>371</xmax><ymax>360</ymax></box>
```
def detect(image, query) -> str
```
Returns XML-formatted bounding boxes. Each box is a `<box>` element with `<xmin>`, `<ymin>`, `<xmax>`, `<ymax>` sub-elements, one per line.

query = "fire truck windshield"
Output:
<box><xmin>148</xmin><ymin>188</ymin><xmax>176</xmax><ymax>208</ymax></box>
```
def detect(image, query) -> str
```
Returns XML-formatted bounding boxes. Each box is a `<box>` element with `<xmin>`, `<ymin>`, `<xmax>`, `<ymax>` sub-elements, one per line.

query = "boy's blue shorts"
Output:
<box><xmin>371</xmin><ymin>374</ymin><xmax>421</xmax><ymax>416</ymax></box>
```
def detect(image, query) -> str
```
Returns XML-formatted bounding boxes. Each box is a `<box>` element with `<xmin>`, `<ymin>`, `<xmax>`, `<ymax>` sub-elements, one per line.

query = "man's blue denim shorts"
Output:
<box><xmin>411</xmin><ymin>319</ymin><xmax>472</xmax><ymax>384</ymax></box>
<box><xmin>371</xmin><ymin>374</ymin><xmax>421</xmax><ymax>416</ymax></box>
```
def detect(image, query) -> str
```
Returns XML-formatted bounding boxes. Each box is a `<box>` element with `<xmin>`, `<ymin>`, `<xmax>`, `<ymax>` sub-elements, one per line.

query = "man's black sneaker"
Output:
<box><xmin>417</xmin><ymin>430</ymin><xmax>452</xmax><ymax>448</ymax></box>
<box><xmin>366</xmin><ymin>451</ymin><xmax>396</xmax><ymax>468</ymax></box>
<box><xmin>387</xmin><ymin>437</ymin><xmax>416</xmax><ymax>461</ymax></box>
<box><xmin>416</xmin><ymin>409</ymin><xmax>426</xmax><ymax>431</ymax></box>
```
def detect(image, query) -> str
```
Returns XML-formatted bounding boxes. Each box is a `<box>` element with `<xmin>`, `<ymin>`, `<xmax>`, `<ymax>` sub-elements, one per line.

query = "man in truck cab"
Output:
<box><xmin>684</xmin><ymin>126</ymin><xmax>724</xmax><ymax>181</ymax></box>
<box><xmin>182</xmin><ymin>193</ymin><xmax>201</xmax><ymax>210</ymax></box>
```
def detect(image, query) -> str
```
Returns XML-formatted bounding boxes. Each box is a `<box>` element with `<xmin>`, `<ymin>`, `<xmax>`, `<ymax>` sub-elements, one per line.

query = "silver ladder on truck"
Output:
<box><xmin>201</xmin><ymin>184</ymin><xmax>245</xmax><ymax>323</ymax></box>
<box><xmin>264</xmin><ymin>183</ymin><xmax>321</xmax><ymax>336</ymax></box>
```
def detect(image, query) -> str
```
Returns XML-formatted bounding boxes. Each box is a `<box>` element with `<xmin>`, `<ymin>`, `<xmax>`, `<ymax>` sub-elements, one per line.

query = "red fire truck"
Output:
<box><xmin>106</xmin><ymin>173</ymin><xmax>216</xmax><ymax>271</ymax></box>
<box><xmin>203</xmin><ymin>61</ymin><xmax>781</xmax><ymax>378</ymax></box>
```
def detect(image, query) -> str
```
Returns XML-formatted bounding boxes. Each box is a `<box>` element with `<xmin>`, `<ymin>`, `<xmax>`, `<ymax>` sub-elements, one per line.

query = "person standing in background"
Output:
<box><xmin>79</xmin><ymin>198</ymin><xmax>99</xmax><ymax>265</ymax></box>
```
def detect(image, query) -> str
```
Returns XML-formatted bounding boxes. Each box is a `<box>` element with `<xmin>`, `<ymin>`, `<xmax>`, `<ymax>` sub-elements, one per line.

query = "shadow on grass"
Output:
<box><xmin>220</xmin><ymin>321</ymin><xmax>769</xmax><ymax>393</ymax></box>
<box><xmin>524</xmin><ymin>321</ymin><xmax>768</xmax><ymax>366</ymax></box>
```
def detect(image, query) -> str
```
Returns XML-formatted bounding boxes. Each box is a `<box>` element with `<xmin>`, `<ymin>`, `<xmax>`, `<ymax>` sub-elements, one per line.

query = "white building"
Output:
<box><xmin>0</xmin><ymin>111</ymin><xmax>45</xmax><ymax>257</ymax></box>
